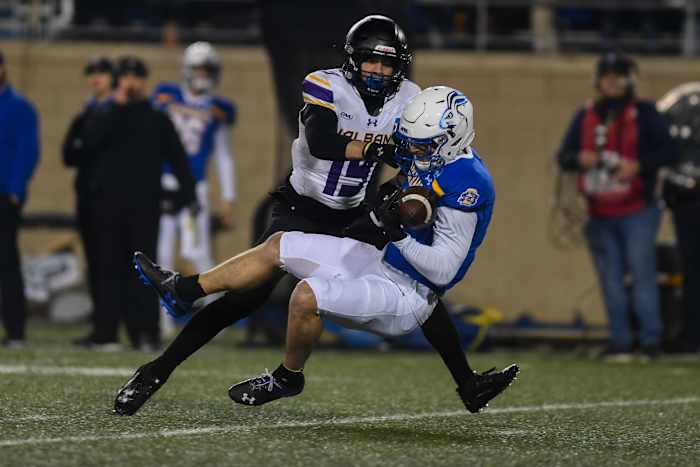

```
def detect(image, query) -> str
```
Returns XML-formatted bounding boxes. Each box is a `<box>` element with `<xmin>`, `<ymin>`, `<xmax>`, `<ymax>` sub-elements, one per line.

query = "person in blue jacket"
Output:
<box><xmin>0</xmin><ymin>50</ymin><xmax>40</xmax><ymax>348</ymax></box>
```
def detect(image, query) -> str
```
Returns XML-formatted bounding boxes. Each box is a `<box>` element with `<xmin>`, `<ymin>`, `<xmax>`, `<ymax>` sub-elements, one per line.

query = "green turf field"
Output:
<box><xmin>1</xmin><ymin>322</ymin><xmax>699</xmax><ymax>467</ymax></box>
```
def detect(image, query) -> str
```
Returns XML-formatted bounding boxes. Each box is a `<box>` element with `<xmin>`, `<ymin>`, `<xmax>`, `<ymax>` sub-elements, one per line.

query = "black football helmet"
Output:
<box><xmin>342</xmin><ymin>15</ymin><xmax>412</xmax><ymax>98</ymax></box>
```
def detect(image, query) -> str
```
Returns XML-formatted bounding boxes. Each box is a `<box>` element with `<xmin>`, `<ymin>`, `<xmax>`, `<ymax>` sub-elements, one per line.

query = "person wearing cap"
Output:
<box><xmin>555</xmin><ymin>52</ymin><xmax>678</xmax><ymax>362</ymax></box>
<box><xmin>0</xmin><ymin>50</ymin><xmax>40</xmax><ymax>349</ymax></box>
<box><xmin>76</xmin><ymin>55</ymin><xmax>196</xmax><ymax>351</ymax></box>
<box><xmin>62</xmin><ymin>57</ymin><xmax>115</xmax><ymax>348</ymax></box>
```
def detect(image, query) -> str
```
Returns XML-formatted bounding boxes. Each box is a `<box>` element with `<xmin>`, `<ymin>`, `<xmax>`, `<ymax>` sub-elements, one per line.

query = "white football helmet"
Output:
<box><xmin>394</xmin><ymin>86</ymin><xmax>474</xmax><ymax>174</ymax></box>
<box><xmin>182</xmin><ymin>41</ymin><xmax>221</xmax><ymax>94</ymax></box>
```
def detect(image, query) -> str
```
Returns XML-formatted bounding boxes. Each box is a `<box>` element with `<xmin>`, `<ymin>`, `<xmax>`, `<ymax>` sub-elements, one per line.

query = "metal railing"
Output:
<box><xmin>2</xmin><ymin>0</ymin><xmax>700</xmax><ymax>56</ymax></box>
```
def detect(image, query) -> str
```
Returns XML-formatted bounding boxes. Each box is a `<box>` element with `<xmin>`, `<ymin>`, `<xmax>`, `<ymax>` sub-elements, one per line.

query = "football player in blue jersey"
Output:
<box><xmin>115</xmin><ymin>85</ymin><xmax>518</xmax><ymax>414</ymax></box>
<box><xmin>152</xmin><ymin>42</ymin><xmax>237</xmax><ymax>334</ymax></box>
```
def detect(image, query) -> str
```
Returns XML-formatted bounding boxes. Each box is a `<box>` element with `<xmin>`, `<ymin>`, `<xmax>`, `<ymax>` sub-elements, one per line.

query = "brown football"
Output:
<box><xmin>399</xmin><ymin>186</ymin><xmax>437</xmax><ymax>229</ymax></box>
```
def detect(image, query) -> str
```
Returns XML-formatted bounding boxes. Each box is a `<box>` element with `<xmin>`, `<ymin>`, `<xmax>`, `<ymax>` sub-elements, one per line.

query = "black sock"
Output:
<box><xmin>151</xmin><ymin>279</ymin><xmax>278</xmax><ymax>379</ymax></box>
<box><xmin>175</xmin><ymin>274</ymin><xmax>206</xmax><ymax>303</ymax></box>
<box><xmin>273</xmin><ymin>363</ymin><xmax>304</xmax><ymax>386</ymax></box>
<box><xmin>420</xmin><ymin>300</ymin><xmax>474</xmax><ymax>387</ymax></box>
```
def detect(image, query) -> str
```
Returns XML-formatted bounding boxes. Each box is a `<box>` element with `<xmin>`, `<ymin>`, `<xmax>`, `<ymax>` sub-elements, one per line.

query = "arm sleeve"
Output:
<box><xmin>213</xmin><ymin>125</ymin><xmax>236</xmax><ymax>201</ymax></box>
<box><xmin>61</xmin><ymin>110</ymin><xmax>87</xmax><ymax>167</ymax></box>
<box><xmin>637</xmin><ymin>102</ymin><xmax>680</xmax><ymax>174</ymax></box>
<box><xmin>556</xmin><ymin>108</ymin><xmax>585</xmax><ymax>172</ymax></box>
<box><xmin>302</xmin><ymin>104</ymin><xmax>353</xmax><ymax>161</ymax></box>
<box><xmin>8</xmin><ymin>102</ymin><xmax>40</xmax><ymax>200</ymax></box>
<box><xmin>162</xmin><ymin>115</ymin><xmax>196</xmax><ymax>204</ymax></box>
<box><xmin>392</xmin><ymin>207</ymin><xmax>477</xmax><ymax>287</ymax></box>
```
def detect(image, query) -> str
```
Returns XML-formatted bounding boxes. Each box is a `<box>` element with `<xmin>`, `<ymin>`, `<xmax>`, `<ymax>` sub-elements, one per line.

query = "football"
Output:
<box><xmin>398</xmin><ymin>186</ymin><xmax>437</xmax><ymax>229</ymax></box>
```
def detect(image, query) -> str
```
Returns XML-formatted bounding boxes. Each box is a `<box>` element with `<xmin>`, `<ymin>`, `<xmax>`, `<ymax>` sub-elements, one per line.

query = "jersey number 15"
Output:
<box><xmin>322</xmin><ymin>160</ymin><xmax>375</xmax><ymax>197</ymax></box>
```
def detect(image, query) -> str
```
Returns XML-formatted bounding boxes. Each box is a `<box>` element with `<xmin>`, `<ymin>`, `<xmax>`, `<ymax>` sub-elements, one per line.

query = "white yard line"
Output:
<box><xmin>0</xmin><ymin>364</ymin><xmax>343</xmax><ymax>382</ymax></box>
<box><xmin>2</xmin><ymin>415</ymin><xmax>61</xmax><ymax>422</ymax></box>
<box><xmin>1</xmin><ymin>396</ymin><xmax>698</xmax><ymax>447</ymax></box>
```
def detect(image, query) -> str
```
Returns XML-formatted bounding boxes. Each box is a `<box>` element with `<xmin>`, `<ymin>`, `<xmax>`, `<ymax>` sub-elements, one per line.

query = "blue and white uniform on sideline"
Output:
<box><xmin>152</xmin><ymin>82</ymin><xmax>237</xmax><ymax>273</ymax></box>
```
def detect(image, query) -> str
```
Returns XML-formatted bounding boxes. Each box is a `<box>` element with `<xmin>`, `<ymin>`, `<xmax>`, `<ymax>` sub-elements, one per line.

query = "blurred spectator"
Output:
<box><xmin>75</xmin><ymin>56</ymin><xmax>196</xmax><ymax>351</ymax></box>
<box><xmin>556</xmin><ymin>52</ymin><xmax>678</xmax><ymax>361</ymax></box>
<box><xmin>658</xmin><ymin>84</ymin><xmax>700</xmax><ymax>354</ymax></box>
<box><xmin>62</xmin><ymin>56</ymin><xmax>114</xmax><ymax>346</ymax></box>
<box><xmin>0</xmin><ymin>50</ymin><xmax>40</xmax><ymax>348</ymax></box>
<box><xmin>161</xmin><ymin>20</ymin><xmax>179</xmax><ymax>48</ymax></box>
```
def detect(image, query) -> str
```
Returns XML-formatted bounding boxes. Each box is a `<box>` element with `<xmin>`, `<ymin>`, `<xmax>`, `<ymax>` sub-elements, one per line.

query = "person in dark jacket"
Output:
<box><xmin>62</xmin><ymin>57</ymin><xmax>115</xmax><ymax>346</ymax></box>
<box><xmin>0</xmin><ymin>50</ymin><xmax>40</xmax><ymax>349</ymax></box>
<box><xmin>77</xmin><ymin>56</ymin><xmax>196</xmax><ymax>351</ymax></box>
<box><xmin>556</xmin><ymin>52</ymin><xmax>679</xmax><ymax>361</ymax></box>
<box><xmin>657</xmin><ymin>83</ymin><xmax>700</xmax><ymax>354</ymax></box>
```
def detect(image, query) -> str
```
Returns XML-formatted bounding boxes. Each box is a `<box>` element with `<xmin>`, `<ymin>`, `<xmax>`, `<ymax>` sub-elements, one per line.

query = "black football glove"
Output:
<box><xmin>375</xmin><ymin>178</ymin><xmax>402</xmax><ymax>207</ymax></box>
<box><xmin>372</xmin><ymin>189</ymin><xmax>406</xmax><ymax>242</ymax></box>
<box><xmin>362</xmin><ymin>142</ymin><xmax>399</xmax><ymax>168</ymax></box>
<box><xmin>344</xmin><ymin>189</ymin><xmax>406</xmax><ymax>249</ymax></box>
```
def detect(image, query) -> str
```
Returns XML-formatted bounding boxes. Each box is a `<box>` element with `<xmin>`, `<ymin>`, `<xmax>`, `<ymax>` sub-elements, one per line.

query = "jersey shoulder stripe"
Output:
<box><xmin>302</xmin><ymin>70</ymin><xmax>336</xmax><ymax>111</ymax></box>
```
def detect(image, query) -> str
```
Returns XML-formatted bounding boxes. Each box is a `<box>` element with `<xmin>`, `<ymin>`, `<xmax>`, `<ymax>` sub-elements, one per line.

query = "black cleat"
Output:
<box><xmin>457</xmin><ymin>364</ymin><xmax>519</xmax><ymax>413</ymax></box>
<box><xmin>114</xmin><ymin>363</ymin><xmax>167</xmax><ymax>416</ymax></box>
<box><xmin>132</xmin><ymin>251</ymin><xmax>193</xmax><ymax>318</ymax></box>
<box><xmin>228</xmin><ymin>368</ymin><xmax>304</xmax><ymax>406</ymax></box>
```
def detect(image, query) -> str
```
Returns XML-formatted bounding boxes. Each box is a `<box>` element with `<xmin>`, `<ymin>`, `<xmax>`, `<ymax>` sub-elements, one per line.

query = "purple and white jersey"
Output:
<box><xmin>290</xmin><ymin>68</ymin><xmax>420</xmax><ymax>210</ymax></box>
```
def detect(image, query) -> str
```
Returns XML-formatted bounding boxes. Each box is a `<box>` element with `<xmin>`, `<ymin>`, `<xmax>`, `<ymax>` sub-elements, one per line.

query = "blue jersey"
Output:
<box><xmin>0</xmin><ymin>86</ymin><xmax>40</xmax><ymax>202</ymax></box>
<box><xmin>383</xmin><ymin>149</ymin><xmax>495</xmax><ymax>294</ymax></box>
<box><xmin>153</xmin><ymin>82</ymin><xmax>236</xmax><ymax>181</ymax></box>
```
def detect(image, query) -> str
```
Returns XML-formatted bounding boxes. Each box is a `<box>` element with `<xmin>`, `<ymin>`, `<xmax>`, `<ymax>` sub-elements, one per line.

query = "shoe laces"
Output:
<box><xmin>250</xmin><ymin>368</ymin><xmax>283</xmax><ymax>392</ymax></box>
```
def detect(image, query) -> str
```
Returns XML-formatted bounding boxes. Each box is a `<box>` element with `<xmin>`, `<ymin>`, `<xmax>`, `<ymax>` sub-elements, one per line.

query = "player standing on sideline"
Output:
<box><xmin>0</xmin><ymin>50</ymin><xmax>40</xmax><ymax>349</ymax></box>
<box><xmin>152</xmin><ymin>42</ymin><xmax>237</xmax><ymax>335</ymax></box>
<box><xmin>62</xmin><ymin>57</ymin><xmax>115</xmax><ymax>347</ymax></box>
<box><xmin>117</xmin><ymin>86</ymin><xmax>518</xmax><ymax>412</ymax></box>
<box><xmin>113</xmin><ymin>16</ymin><xmax>499</xmax><ymax>415</ymax></box>
<box><xmin>77</xmin><ymin>56</ymin><xmax>196</xmax><ymax>351</ymax></box>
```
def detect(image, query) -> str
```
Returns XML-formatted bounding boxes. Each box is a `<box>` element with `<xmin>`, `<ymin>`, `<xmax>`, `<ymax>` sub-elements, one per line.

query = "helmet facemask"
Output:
<box><xmin>184</xmin><ymin>64</ymin><xmax>220</xmax><ymax>94</ymax></box>
<box><xmin>394</xmin><ymin>131</ymin><xmax>447</xmax><ymax>175</ymax></box>
<box><xmin>344</xmin><ymin>47</ymin><xmax>408</xmax><ymax>97</ymax></box>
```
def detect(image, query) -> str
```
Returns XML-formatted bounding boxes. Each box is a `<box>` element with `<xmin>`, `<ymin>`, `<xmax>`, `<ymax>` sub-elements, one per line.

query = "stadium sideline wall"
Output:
<box><xmin>3</xmin><ymin>41</ymin><xmax>695</xmax><ymax>324</ymax></box>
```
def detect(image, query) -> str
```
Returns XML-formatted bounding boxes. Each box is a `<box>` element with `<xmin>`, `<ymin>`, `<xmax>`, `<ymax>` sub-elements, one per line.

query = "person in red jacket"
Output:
<box><xmin>556</xmin><ymin>52</ymin><xmax>679</xmax><ymax>362</ymax></box>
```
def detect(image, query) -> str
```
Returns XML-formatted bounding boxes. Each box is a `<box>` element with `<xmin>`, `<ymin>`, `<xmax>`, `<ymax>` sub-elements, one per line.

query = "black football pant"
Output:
<box><xmin>92</xmin><ymin>199</ymin><xmax>160</xmax><ymax>346</ymax></box>
<box><xmin>76</xmin><ymin>192</ymin><xmax>100</xmax><ymax>327</ymax></box>
<box><xmin>672</xmin><ymin>200</ymin><xmax>700</xmax><ymax>351</ymax></box>
<box><xmin>0</xmin><ymin>196</ymin><xmax>27</xmax><ymax>340</ymax></box>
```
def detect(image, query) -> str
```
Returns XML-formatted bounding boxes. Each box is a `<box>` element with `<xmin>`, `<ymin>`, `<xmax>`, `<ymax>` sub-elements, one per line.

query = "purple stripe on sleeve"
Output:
<box><xmin>303</xmin><ymin>80</ymin><xmax>334</xmax><ymax>103</ymax></box>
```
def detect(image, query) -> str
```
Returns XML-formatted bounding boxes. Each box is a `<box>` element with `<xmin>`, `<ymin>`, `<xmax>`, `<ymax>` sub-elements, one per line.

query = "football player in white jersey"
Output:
<box><xmin>153</xmin><ymin>42</ymin><xmax>237</xmax><ymax>334</ymax></box>
<box><xmin>154</xmin><ymin>41</ymin><xmax>237</xmax><ymax>272</ymax></box>
<box><xmin>116</xmin><ymin>86</ymin><xmax>519</xmax><ymax>415</ymax></box>
<box><xmin>114</xmin><ymin>16</ymin><xmax>497</xmax><ymax>416</ymax></box>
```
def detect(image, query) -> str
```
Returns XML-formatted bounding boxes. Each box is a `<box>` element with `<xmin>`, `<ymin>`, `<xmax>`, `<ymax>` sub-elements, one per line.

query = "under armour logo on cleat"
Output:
<box><xmin>241</xmin><ymin>393</ymin><xmax>256</xmax><ymax>405</ymax></box>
